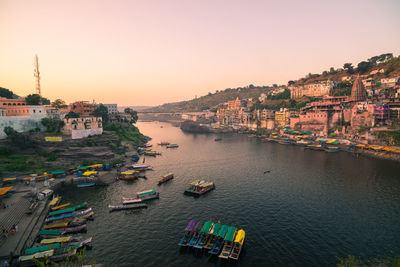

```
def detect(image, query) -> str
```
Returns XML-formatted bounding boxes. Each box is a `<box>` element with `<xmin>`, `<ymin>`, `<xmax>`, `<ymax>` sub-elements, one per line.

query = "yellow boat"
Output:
<box><xmin>0</xmin><ymin>186</ymin><xmax>13</xmax><ymax>196</ymax></box>
<box><xmin>51</xmin><ymin>203</ymin><xmax>70</xmax><ymax>211</ymax></box>
<box><xmin>82</xmin><ymin>171</ymin><xmax>97</xmax><ymax>177</ymax></box>
<box><xmin>48</xmin><ymin>197</ymin><xmax>60</xmax><ymax>207</ymax></box>
<box><xmin>89</xmin><ymin>164</ymin><xmax>103</xmax><ymax>168</ymax></box>
<box><xmin>44</xmin><ymin>222</ymin><xmax>68</xmax><ymax>229</ymax></box>
<box><xmin>3</xmin><ymin>177</ymin><xmax>16</xmax><ymax>182</ymax></box>
<box><xmin>40</xmin><ymin>236</ymin><xmax>71</xmax><ymax>244</ymax></box>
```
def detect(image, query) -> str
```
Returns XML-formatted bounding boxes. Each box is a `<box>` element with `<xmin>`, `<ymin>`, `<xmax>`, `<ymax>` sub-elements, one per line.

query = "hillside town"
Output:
<box><xmin>179</xmin><ymin>73</ymin><xmax>400</xmax><ymax>148</ymax></box>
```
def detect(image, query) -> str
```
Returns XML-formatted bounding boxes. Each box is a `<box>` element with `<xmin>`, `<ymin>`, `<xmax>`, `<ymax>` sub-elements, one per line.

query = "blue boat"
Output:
<box><xmin>77</xmin><ymin>182</ymin><xmax>95</xmax><ymax>188</ymax></box>
<box><xmin>186</xmin><ymin>222</ymin><xmax>202</xmax><ymax>247</ymax></box>
<box><xmin>209</xmin><ymin>225</ymin><xmax>228</xmax><ymax>255</ymax></box>
<box><xmin>193</xmin><ymin>221</ymin><xmax>214</xmax><ymax>249</ymax></box>
<box><xmin>178</xmin><ymin>220</ymin><xmax>196</xmax><ymax>246</ymax></box>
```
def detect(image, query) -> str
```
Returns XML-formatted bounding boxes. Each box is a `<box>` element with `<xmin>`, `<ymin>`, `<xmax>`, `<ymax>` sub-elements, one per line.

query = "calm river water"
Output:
<box><xmin>59</xmin><ymin>121</ymin><xmax>400</xmax><ymax>266</ymax></box>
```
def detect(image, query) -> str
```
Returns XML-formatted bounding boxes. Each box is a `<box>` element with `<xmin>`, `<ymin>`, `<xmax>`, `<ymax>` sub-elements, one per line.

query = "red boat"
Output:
<box><xmin>158</xmin><ymin>173</ymin><xmax>174</xmax><ymax>185</ymax></box>
<box><xmin>119</xmin><ymin>171</ymin><xmax>139</xmax><ymax>180</ymax></box>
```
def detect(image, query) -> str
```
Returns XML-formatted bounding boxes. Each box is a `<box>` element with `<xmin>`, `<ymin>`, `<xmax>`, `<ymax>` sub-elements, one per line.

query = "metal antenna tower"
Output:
<box><xmin>34</xmin><ymin>54</ymin><xmax>41</xmax><ymax>100</ymax></box>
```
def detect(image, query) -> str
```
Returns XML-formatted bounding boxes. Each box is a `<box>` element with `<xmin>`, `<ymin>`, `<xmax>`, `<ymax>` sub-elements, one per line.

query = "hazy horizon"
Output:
<box><xmin>1</xmin><ymin>0</ymin><xmax>399</xmax><ymax>106</ymax></box>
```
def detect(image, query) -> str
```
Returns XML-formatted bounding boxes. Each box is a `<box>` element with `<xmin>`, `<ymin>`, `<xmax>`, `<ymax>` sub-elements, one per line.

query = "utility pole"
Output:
<box><xmin>34</xmin><ymin>54</ymin><xmax>42</xmax><ymax>104</ymax></box>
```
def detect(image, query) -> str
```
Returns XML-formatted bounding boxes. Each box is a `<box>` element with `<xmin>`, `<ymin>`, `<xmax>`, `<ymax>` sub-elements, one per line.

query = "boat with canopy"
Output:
<box><xmin>193</xmin><ymin>221</ymin><xmax>214</xmax><ymax>249</ymax></box>
<box><xmin>218</xmin><ymin>226</ymin><xmax>237</xmax><ymax>259</ymax></box>
<box><xmin>48</xmin><ymin>202</ymin><xmax>88</xmax><ymax>216</ymax></box>
<box><xmin>209</xmin><ymin>225</ymin><xmax>228</xmax><ymax>255</ymax></box>
<box><xmin>158</xmin><ymin>173</ymin><xmax>174</xmax><ymax>185</ymax></box>
<box><xmin>203</xmin><ymin>223</ymin><xmax>221</xmax><ymax>250</ymax></box>
<box><xmin>229</xmin><ymin>229</ymin><xmax>245</xmax><ymax>260</ymax></box>
<box><xmin>178</xmin><ymin>220</ymin><xmax>196</xmax><ymax>246</ymax></box>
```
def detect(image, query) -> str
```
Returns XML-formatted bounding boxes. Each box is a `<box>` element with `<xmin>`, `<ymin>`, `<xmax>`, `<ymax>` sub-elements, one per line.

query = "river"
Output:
<box><xmin>59</xmin><ymin>121</ymin><xmax>400</xmax><ymax>266</ymax></box>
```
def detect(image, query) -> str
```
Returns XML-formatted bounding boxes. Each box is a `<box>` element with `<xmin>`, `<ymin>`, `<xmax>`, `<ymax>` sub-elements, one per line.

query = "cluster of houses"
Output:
<box><xmin>194</xmin><ymin>75</ymin><xmax>400</xmax><ymax>144</ymax></box>
<box><xmin>0</xmin><ymin>99</ymin><xmax>125</xmax><ymax>139</ymax></box>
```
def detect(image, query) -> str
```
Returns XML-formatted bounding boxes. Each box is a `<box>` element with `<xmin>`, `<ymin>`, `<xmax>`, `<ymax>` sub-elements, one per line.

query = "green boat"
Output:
<box><xmin>25</xmin><ymin>243</ymin><xmax>60</xmax><ymax>255</ymax></box>
<box><xmin>38</xmin><ymin>230</ymin><xmax>64</xmax><ymax>236</ymax></box>
<box><xmin>209</xmin><ymin>225</ymin><xmax>228</xmax><ymax>255</ymax></box>
<box><xmin>203</xmin><ymin>223</ymin><xmax>221</xmax><ymax>250</ymax></box>
<box><xmin>48</xmin><ymin>202</ymin><xmax>88</xmax><ymax>216</ymax></box>
<box><xmin>219</xmin><ymin>226</ymin><xmax>237</xmax><ymax>259</ymax></box>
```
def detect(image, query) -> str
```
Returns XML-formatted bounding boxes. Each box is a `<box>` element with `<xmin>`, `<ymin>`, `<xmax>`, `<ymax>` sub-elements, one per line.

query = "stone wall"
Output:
<box><xmin>0</xmin><ymin>116</ymin><xmax>45</xmax><ymax>139</ymax></box>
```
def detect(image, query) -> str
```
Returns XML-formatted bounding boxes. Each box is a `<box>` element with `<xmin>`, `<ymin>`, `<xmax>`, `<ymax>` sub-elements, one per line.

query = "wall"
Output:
<box><xmin>0</xmin><ymin>116</ymin><xmax>45</xmax><ymax>139</ymax></box>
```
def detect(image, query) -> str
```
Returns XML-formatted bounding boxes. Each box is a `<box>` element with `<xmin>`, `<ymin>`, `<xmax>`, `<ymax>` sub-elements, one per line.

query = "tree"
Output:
<box><xmin>322</xmin><ymin>71</ymin><xmax>328</xmax><ymax>75</ymax></box>
<box><xmin>343</xmin><ymin>63</ymin><xmax>354</xmax><ymax>74</ymax></box>
<box><xmin>368</xmin><ymin>56</ymin><xmax>379</xmax><ymax>65</ymax></box>
<box><xmin>288</xmin><ymin>80</ymin><xmax>295</xmax><ymax>85</ymax></box>
<box><xmin>92</xmin><ymin>104</ymin><xmax>109</xmax><ymax>123</ymax></box>
<box><xmin>357</xmin><ymin>61</ymin><xmax>372</xmax><ymax>73</ymax></box>
<box><xmin>272</xmin><ymin>84</ymin><xmax>278</xmax><ymax>88</ymax></box>
<box><xmin>3</xmin><ymin>126</ymin><xmax>36</xmax><ymax>149</ymax></box>
<box><xmin>124</xmin><ymin>108</ymin><xmax>138</xmax><ymax>123</ymax></box>
<box><xmin>0</xmin><ymin>87</ymin><xmax>14</xmax><ymax>99</ymax></box>
<box><xmin>51</xmin><ymin>99</ymin><xmax>67</xmax><ymax>109</ymax></box>
<box><xmin>41</xmin><ymin>118</ymin><xmax>65</xmax><ymax>133</ymax></box>
<box><xmin>329</xmin><ymin>67</ymin><xmax>337</xmax><ymax>74</ymax></box>
<box><xmin>249</xmin><ymin>84</ymin><xmax>254</xmax><ymax>89</ymax></box>
<box><xmin>25</xmin><ymin>94</ymin><xmax>50</xmax><ymax>105</ymax></box>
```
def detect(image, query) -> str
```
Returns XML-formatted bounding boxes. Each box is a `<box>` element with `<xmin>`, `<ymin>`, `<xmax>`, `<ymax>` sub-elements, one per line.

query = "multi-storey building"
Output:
<box><xmin>69</xmin><ymin>101</ymin><xmax>97</xmax><ymax>116</ymax></box>
<box><xmin>289</xmin><ymin>80</ymin><xmax>334</xmax><ymax>99</ymax></box>
<box><xmin>103</xmin><ymin>104</ymin><xmax>118</xmax><ymax>114</ymax></box>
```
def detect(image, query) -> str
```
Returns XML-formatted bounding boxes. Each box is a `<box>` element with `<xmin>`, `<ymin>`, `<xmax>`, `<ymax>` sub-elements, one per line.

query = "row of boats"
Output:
<box><xmin>18</xmin><ymin>197</ymin><xmax>94</xmax><ymax>266</ymax></box>
<box><xmin>178</xmin><ymin>220</ymin><xmax>245</xmax><ymax>260</ymax></box>
<box><xmin>262</xmin><ymin>137</ymin><xmax>341</xmax><ymax>152</ymax></box>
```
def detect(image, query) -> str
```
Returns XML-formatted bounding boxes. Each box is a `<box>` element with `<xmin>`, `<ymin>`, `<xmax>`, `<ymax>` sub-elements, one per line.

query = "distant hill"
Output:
<box><xmin>146</xmin><ymin>53</ymin><xmax>400</xmax><ymax>113</ymax></box>
<box><xmin>144</xmin><ymin>86</ymin><xmax>274</xmax><ymax>112</ymax></box>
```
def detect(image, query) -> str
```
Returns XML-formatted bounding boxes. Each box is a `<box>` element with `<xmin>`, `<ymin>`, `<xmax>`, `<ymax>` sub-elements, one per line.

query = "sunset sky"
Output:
<box><xmin>1</xmin><ymin>0</ymin><xmax>399</xmax><ymax>106</ymax></box>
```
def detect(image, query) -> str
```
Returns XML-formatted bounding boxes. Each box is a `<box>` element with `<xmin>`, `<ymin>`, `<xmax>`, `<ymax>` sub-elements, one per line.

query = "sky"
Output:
<box><xmin>0</xmin><ymin>0</ymin><xmax>399</xmax><ymax>106</ymax></box>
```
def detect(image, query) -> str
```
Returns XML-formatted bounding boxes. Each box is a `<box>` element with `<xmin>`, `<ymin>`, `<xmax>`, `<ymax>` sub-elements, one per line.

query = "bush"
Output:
<box><xmin>0</xmin><ymin>146</ymin><xmax>14</xmax><ymax>156</ymax></box>
<box><xmin>4</xmin><ymin>126</ymin><xmax>36</xmax><ymax>149</ymax></box>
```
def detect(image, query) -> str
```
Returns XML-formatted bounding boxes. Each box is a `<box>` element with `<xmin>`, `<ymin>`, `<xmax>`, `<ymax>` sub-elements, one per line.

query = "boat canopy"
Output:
<box><xmin>225</xmin><ymin>226</ymin><xmax>237</xmax><ymax>242</ymax></box>
<box><xmin>200</xmin><ymin>221</ymin><xmax>213</xmax><ymax>235</ymax></box>
<box><xmin>120</xmin><ymin>171</ymin><xmax>135</xmax><ymax>175</ymax></box>
<box><xmin>189</xmin><ymin>180</ymin><xmax>201</xmax><ymax>185</ymax></box>
<box><xmin>217</xmin><ymin>225</ymin><xmax>228</xmax><ymax>238</ymax></box>
<box><xmin>44</xmin><ymin>222</ymin><xmax>68</xmax><ymax>229</ymax></box>
<box><xmin>25</xmin><ymin>243</ymin><xmax>60</xmax><ymax>255</ymax></box>
<box><xmin>185</xmin><ymin>220</ymin><xmax>196</xmax><ymax>231</ymax></box>
<box><xmin>82</xmin><ymin>171</ymin><xmax>97</xmax><ymax>176</ymax></box>
<box><xmin>49</xmin><ymin>207</ymin><xmax>75</xmax><ymax>216</ymax></box>
<box><xmin>40</xmin><ymin>236</ymin><xmax>71</xmax><ymax>244</ymax></box>
<box><xmin>163</xmin><ymin>172</ymin><xmax>173</xmax><ymax>178</ymax></box>
<box><xmin>51</xmin><ymin>171</ymin><xmax>65</xmax><ymax>175</ymax></box>
<box><xmin>137</xmin><ymin>190</ymin><xmax>156</xmax><ymax>196</ymax></box>
<box><xmin>234</xmin><ymin>229</ymin><xmax>245</xmax><ymax>245</ymax></box>
<box><xmin>77</xmin><ymin>166</ymin><xmax>89</xmax><ymax>170</ymax></box>
<box><xmin>210</xmin><ymin>223</ymin><xmax>221</xmax><ymax>235</ymax></box>
<box><xmin>19</xmin><ymin>250</ymin><xmax>54</xmax><ymax>262</ymax></box>
<box><xmin>200</xmin><ymin>182</ymin><xmax>214</xmax><ymax>187</ymax></box>
<box><xmin>89</xmin><ymin>164</ymin><xmax>103</xmax><ymax>168</ymax></box>
<box><xmin>38</xmin><ymin>230</ymin><xmax>64</xmax><ymax>236</ymax></box>
<box><xmin>51</xmin><ymin>203</ymin><xmax>70</xmax><ymax>210</ymax></box>
<box><xmin>3</xmin><ymin>177</ymin><xmax>16</xmax><ymax>182</ymax></box>
<box><xmin>0</xmin><ymin>186</ymin><xmax>13</xmax><ymax>196</ymax></box>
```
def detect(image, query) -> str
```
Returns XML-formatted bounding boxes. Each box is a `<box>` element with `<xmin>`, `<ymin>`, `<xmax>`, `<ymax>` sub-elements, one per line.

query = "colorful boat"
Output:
<box><xmin>25</xmin><ymin>243</ymin><xmax>61</xmax><ymax>255</ymax></box>
<box><xmin>48</xmin><ymin>202</ymin><xmax>88</xmax><ymax>216</ymax></box>
<box><xmin>193</xmin><ymin>221</ymin><xmax>214</xmax><ymax>249</ymax></box>
<box><xmin>108</xmin><ymin>204</ymin><xmax>147</xmax><ymax>211</ymax></box>
<box><xmin>122</xmin><ymin>198</ymin><xmax>143</xmax><ymax>205</ymax></box>
<box><xmin>144</xmin><ymin>151</ymin><xmax>161</xmax><ymax>157</ymax></box>
<box><xmin>44</xmin><ymin>222</ymin><xmax>69</xmax><ymax>230</ymax></box>
<box><xmin>219</xmin><ymin>226</ymin><xmax>237</xmax><ymax>259</ymax></box>
<box><xmin>166</xmin><ymin>144</ymin><xmax>179</xmax><ymax>148</ymax></box>
<box><xmin>131</xmin><ymin>190</ymin><xmax>159</xmax><ymax>201</ymax></box>
<box><xmin>186</xmin><ymin>221</ymin><xmax>203</xmax><ymax>247</ymax></box>
<box><xmin>48</xmin><ymin>197</ymin><xmax>61</xmax><ymax>207</ymax></box>
<box><xmin>229</xmin><ymin>229</ymin><xmax>245</xmax><ymax>260</ymax></box>
<box><xmin>77</xmin><ymin>182</ymin><xmax>95</xmax><ymax>188</ymax></box>
<box><xmin>158</xmin><ymin>173</ymin><xmax>174</xmax><ymax>185</ymax></box>
<box><xmin>51</xmin><ymin>203</ymin><xmax>70</xmax><ymax>211</ymax></box>
<box><xmin>203</xmin><ymin>223</ymin><xmax>221</xmax><ymax>250</ymax></box>
<box><xmin>184</xmin><ymin>180</ymin><xmax>215</xmax><ymax>196</ymax></box>
<box><xmin>131</xmin><ymin>164</ymin><xmax>152</xmax><ymax>171</ymax></box>
<box><xmin>38</xmin><ymin>230</ymin><xmax>65</xmax><ymax>236</ymax></box>
<box><xmin>40</xmin><ymin>236</ymin><xmax>71</xmax><ymax>244</ymax></box>
<box><xmin>18</xmin><ymin>250</ymin><xmax>54</xmax><ymax>263</ymax></box>
<box><xmin>178</xmin><ymin>220</ymin><xmax>196</xmax><ymax>246</ymax></box>
<box><xmin>158</xmin><ymin>142</ymin><xmax>170</xmax><ymax>146</ymax></box>
<box><xmin>209</xmin><ymin>225</ymin><xmax>228</xmax><ymax>255</ymax></box>
<box><xmin>119</xmin><ymin>171</ymin><xmax>139</xmax><ymax>181</ymax></box>
<box><xmin>60</xmin><ymin>224</ymin><xmax>88</xmax><ymax>234</ymax></box>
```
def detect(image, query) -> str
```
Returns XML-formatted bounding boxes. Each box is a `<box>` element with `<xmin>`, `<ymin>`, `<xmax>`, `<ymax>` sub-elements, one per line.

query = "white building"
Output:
<box><xmin>103</xmin><ymin>104</ymin><xmax>118</xmax><ymax>114</ymax></box>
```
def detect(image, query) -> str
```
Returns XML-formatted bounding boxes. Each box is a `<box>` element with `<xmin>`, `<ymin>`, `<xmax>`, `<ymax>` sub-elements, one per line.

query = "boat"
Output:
<box><xmin>209</xmin><ymin>225</ymin><xmax>228</xmax><ymax>255</ymax></box>
<box><xmin>119</xmin><ymin>171</ymin><xmax>139</xmax><ymax>181</ymax></box>
<box><xmin>229</xmin><ymin>229</ymin><xmax>245</xmax><ymax>260</ymax></box>
<box><xmin>60</xmin><ymin>224</ymin><xmax>88</xmax><ymax>234</ymax></box>
<box><xmin>193</xmin><ymin>221</ymin><xmax>214</xmax><ymax>249</ymax></box>
<box><xmin>44</xmin><ymin>222</ymin><xmax>69</xmax><ymax>230</ymax></box>
<box><xmin>184</xmin><ymin>180</ymin><xmax>215</xmax><ymax>196</ymax></box>
<box><xmin>187</xmin><ymin>222</ymin><xmax>203</xmax><ymax>247</ymax></box>
<box><xmin>214</xmin><ymin>138</ymin><xmax>222</xmax><ymax>141</ymax></box>
<box><xmin>306</xmin><ymin>144</ymin><xmax>325</xmax><ymax>151</ymax></box>
<box><xmin>37</xmin><ymin>230</ymin><xmax>65</xmax><ymax>237</ymax></box>
<box><xmin>131</xmin><ymin>154</ymin><xmax>140</xmax><ymax>162</ymax></box>
<box><xmin>131</xmin><ymin>164</ymin><xmax>152</xmax><ymax>171</ymax></box>
<box><xmin>122</xmin><ymin>198</ymin><xmax>143</xmax><ymax>205</ymax></box>
<box><xmin>278</xmin><ymin>140</ymin><xmax>291</xmax><ymax>145</ymax></box>
<box><xmin>51</xmin><ymin>203</ymin><xmax>70</xmax><ymax>211</ymax></box>
<box><xmin>48</xmin><ymin>202</ymin><xmax>88</xmax><ymax>216</ymax></box>
<box><xmin>126</xmin><ymin>190</ymin><xmax>159</xmax><ymax>202</ymax></box>
<box><xmin>77</xmin><ymin>182</ymin><xmax>95</xmax><ymax>188</ymax></box>
<box><xmin>219</xmin><ymin>226</ymin><xmax>237</xmax><ymax>259</ymax></box>
<box><xmin>48</xmin><ymin>197</ymin><xmax>61</xmax><ymax>207</ymax></box>
<box><xmin>158</xmin><ymin>142</ymin><xmax>170</xmax><ymax>146</ymax></box>
<box><xmin>203</xmin><ymin>223</ymin><xmax>221</xmax><ymax>250</ymax></box>
<box><xmin>325</xmin><ymin>146</ymin><xmax>340</xmax><ymax>153</ymax></box>
<box><xmin>40</xmin><ymin>236</ymin><xmax>71</xmax><ymax>244</ymax></box>
<box><xmin>108</xmin><ymin>204</ymin><xmax>147</xmax><ymax>212</ymax></box>
<box><xmin>166</xmin><ymin>144</ymin><xmax>179</xmax><ymax>148</ymax></box>
<box><xmin>45</xmin><ymin>208</ymin><xmax>92</xmax><ymax>223</ymax></box>
<box><xmin>18</xmin><ymin>250</ymin><xmax>54</xmax><ymax>263</ymax></box>
<box><xmin>158</xmin><ymin>173</ymin><xmax>174</xmax><ymax>185</ymax></box>
<box><xmin>178</xmin><ymin>220</ymin><xmax>196</xmax><ymax>246</ymax></box>
<box><xmin>144</xmin><ymin>151</ymin><xmax>161</xmax><ymax>157</ymax></box>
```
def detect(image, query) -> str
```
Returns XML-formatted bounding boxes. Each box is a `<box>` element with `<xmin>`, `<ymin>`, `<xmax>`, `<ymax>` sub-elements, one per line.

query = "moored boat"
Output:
<box><xmin>134</xmin><ymin>190</ymin><xmax>159</xmax><ymax>201</ymax></box>
<box><xmin>48</xmin><ymin>202</ymin><xmax>88</xmax><ymax>216</ymax></box>
<box><xmin>51</xmin><ymin>203</ymin><xmax>70</xmax><ymax>211</ymax></box>
<box><xmin>203</xmin><ymin>223</ymin><xmax>221</xmax><ymax>250</ymax></box>
<box><xmin>166</xmin><ymin>144</ymin><xmax>179</xmax><ymax>148</ymax></box>
<box><xmin>131</xmin><ymin>164</ymin><xmax>152</xmax><ymax>171</ymax></box>
<box><xmin>193</xmin><ymin>221</ymin><xmax>214</xmax><ymax>249</ymax></box>
<box><xmin>77</xmin><ymin>182</ymin><xmax>95</xmax><ymax>188</ymax></box>
<box><xmin>158</xmin><ymin>141</ymin><xmax>170</xmax><ymax>146</ymax></box>
<box><xmin>178</xmin><ymin>220</ymin><xmax>196</xmax><ymax>246</ymax></box>
<box><xmin>187</xmin><ymin>222</ymin><xmax>203</xmax><ymax>247</ymax></box>
<box><xmin>219</xmin><ymin>226</ymin><xmax>237</xmax><ymax>259</ymax></box>
<box><xmin>119</xmin><ymin>171</ymin><xmax>139</xmax><ymax>181</ymax></box>
<box><xmin>209</xmin><ymin>225</ymin><xmax>228</xmax><ymax>255</ymax></box>
<box><xmin>229</xmin><ymin>229</ymin><xmax>245</xmax><ymax>260</ymax></box>
<box><xmin>122</xmin><ymin>198</ymin><xmax>143</xmax><ymax>205</ymax></box>
<box><xmin>158</xmin><ymin>173</ymin><xmax>174</xmax><ymax>185</ymax></box>
<box><xmin>108</xmin><ymin>204</ymin><xmax>147</xmax><ymax>212</ymax></box>
<box><xmin>214</xmin><ymin>137</ymin><xmax>222</xmax><ymax>141</ymax></box>
<box><xmin>60</xmin><ymin>224</ymin><xmax>88</xmax><ymax>234</ymax></box>
<box><xmin>184</xmin><ymin>180</ymin><xmax>215</xmax><ymax>196</ymax></box>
